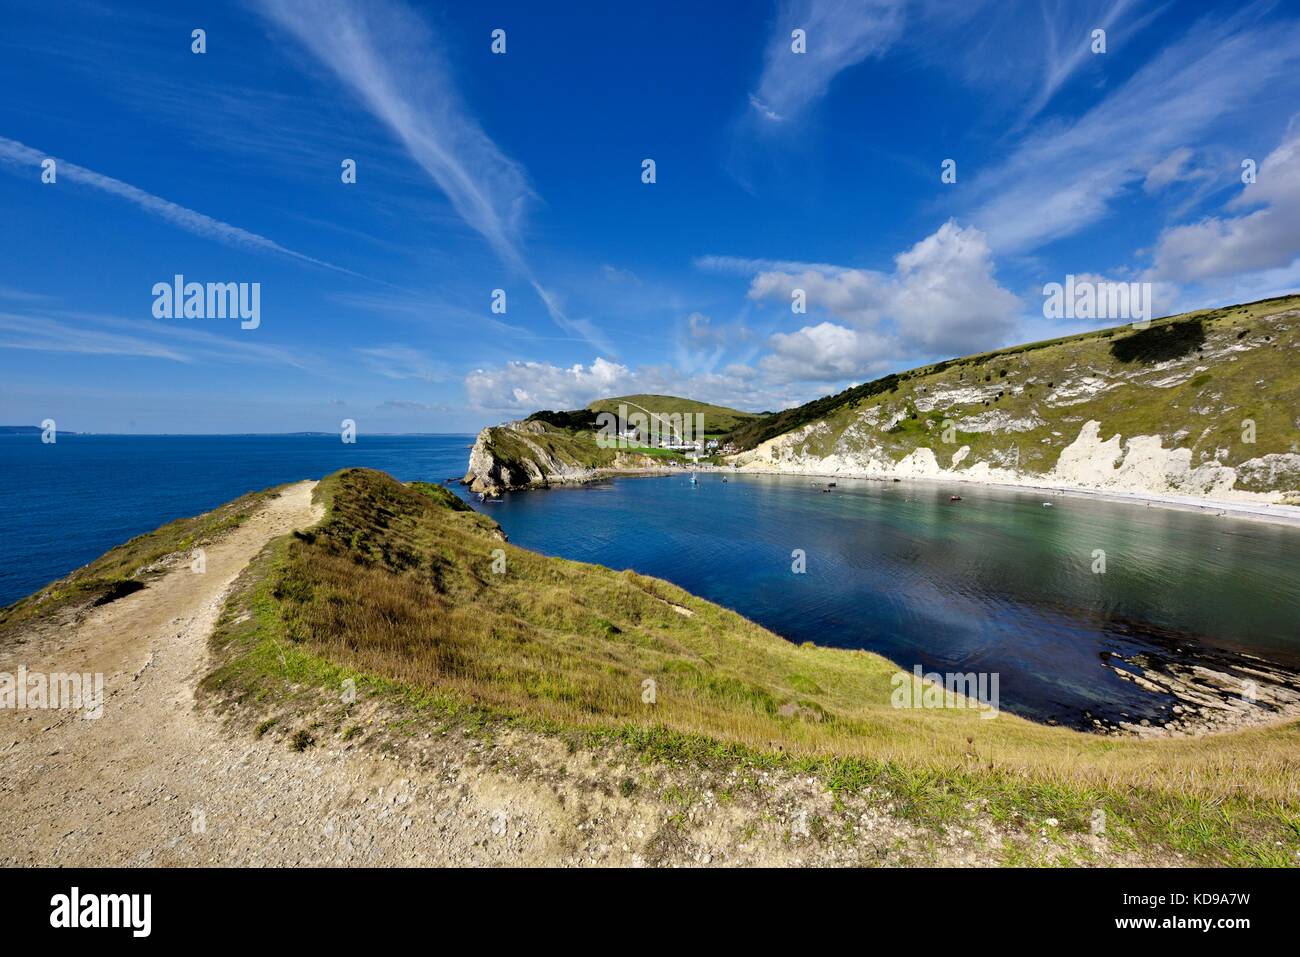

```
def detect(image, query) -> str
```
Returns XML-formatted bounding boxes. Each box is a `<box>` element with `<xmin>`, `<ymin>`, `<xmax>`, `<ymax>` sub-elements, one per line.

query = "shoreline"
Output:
<box><xmin>488</xmin><ymin>461</ymin><xmax>1300</xmax><ymax>529</ymax></box>
<box><xmin>729</xmin><ymin>464</ymin><xmax>1300</xmax><ymax>530</ymax></box>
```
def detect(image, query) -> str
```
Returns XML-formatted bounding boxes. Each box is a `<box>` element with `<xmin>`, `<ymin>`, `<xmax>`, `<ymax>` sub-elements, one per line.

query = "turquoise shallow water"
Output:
<box><xmin>3</xmin><ymin>434</ymin><xmax>1298</xmax><ymax>727</ymax></box>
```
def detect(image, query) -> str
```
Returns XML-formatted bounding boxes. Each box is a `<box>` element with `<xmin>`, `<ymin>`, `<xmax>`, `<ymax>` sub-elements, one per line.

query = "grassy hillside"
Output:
<box><xmin>723</xmin><ymin>374</ymin><xmax>904</xmax><ymax>451</ymax></box>
<box><xmin>205</xmin><ymin>468</ymin><xmax>1300</xmax><ymax>865</ymax></box>
<box><xmin>589</xmin><ymin>394</ymin><xmax>765</xmax><ymax>435</ymax></box>
<box><xmin>723</xmin><ymin>295</ymin><xmax>1300</xmax><ymax>492</ymax></box>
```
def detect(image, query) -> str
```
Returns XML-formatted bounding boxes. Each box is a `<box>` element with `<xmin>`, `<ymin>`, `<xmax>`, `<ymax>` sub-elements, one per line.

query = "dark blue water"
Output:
<box><xmin>0</xmin><ymin>433</ymin><xmax>474</xmax><ymax>605</ymax></box>
<box><xmin>482</xmin><ymin>472</ymin><xmax>1300</xmax><ymax>726</ymax></box>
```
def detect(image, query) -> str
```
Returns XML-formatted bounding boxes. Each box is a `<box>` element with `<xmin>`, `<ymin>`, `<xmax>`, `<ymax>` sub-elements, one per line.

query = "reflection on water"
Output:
<box><xmin>484</xmin><ymin>472</ymin><xmax>1300</xmax><ymax>728</ymax></box>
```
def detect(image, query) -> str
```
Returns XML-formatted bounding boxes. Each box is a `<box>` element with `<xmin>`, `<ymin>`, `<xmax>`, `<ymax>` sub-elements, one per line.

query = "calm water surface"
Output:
<box><xmin>0</xmin><ymin>434</ymin><xmax>475</xmax><ymax>606</ymax></box>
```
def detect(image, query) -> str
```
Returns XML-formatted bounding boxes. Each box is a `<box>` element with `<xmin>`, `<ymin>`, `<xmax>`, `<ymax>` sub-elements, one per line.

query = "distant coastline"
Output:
<box><xmin>0</xmin><ymin>425</ymin><xmax>75</xmax><ymax>435</ymax></box>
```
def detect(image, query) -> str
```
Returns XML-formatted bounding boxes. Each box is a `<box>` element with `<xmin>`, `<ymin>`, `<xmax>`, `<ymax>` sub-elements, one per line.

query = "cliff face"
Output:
<box><xmin>463</xmin><ymin>420</ymin><xmax>667</xmax><ymax>494</ymax></box>
<box><xmin>727</xmin><ymin>296</ymin><xmax>1300</xmax><ymax>504</ymax></box>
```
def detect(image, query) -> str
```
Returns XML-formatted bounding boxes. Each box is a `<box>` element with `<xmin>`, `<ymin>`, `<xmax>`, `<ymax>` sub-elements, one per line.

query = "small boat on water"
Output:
<box><xmin>827</xmin><ymin>482</ymin><xmax>836</xmax><ymax>488</ymax></box>
<box><xmin>1042</xmin><ymin>502</ymin><xmax>1054</xmax><ymax>508</ymax></box>
<box><xmin>949</xmin><ymin>495</ymin><xmax>962</xmax><ymax>502</ymax></box>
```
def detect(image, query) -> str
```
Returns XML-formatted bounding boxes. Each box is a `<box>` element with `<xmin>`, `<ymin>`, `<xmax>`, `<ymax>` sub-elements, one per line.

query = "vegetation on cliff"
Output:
<box><xmin>720</xmin><ymin>295</ymin><xmax>1300</xmax><ymax>496</ymax></box>
<box><xmin>588</xmin><ymin>394</ymin><xmax>765</xmax><ymax>435</ymax></box>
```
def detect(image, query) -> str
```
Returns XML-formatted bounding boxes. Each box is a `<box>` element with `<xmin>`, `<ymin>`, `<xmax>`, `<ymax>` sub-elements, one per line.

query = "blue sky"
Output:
<box><xmin>2</xmin><ymin>0</ymin><xmax>1299</xmax><ymax>434</ymax></box>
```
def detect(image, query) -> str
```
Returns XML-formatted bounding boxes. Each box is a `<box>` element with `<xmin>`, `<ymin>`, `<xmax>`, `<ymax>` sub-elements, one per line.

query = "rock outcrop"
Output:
<box><xmin>463</xmin><ymin>420</ymin><xmax>668</xmax><ymax>495</ymax></box>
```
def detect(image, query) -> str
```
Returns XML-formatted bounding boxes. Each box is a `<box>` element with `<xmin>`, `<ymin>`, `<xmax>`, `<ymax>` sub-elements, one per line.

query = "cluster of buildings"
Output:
<box><xmin>617</xmin><ymin>429</ymin><xmax>736</xmax><ymax>456</ymax></box>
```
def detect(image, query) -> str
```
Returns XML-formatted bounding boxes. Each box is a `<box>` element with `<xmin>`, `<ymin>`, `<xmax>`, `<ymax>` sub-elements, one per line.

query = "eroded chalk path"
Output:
<box><xmin>0</xmin><ymin>483</ymin><xmax>331</xmax><ymax>863</ymax></box>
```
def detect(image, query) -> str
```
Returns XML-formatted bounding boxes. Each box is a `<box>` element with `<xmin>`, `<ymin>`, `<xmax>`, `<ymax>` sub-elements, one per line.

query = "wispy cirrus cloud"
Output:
<box><xmin>0</xmin><ymin>306</ymin><xmax>315</xmax><ymax>369</ymax></box>
<box><xmin>695</xmin><ymin>254</ymin><xmax>844</xmax><ymax>276</ymax></box>
<box><xmin>1148</xmin><ymin>122</ymin><xmax>1300</xmax><ymax>286</ymax></box>
<box><xmin>254</xmin><ymin>0</ymin><xmax>529</xmax><ymax>270</ymax></box>
<box><xmin>1017</xmin><ymin>0</ymin><xmax>1153</xmax><ymax>121</ymax></box>
<box><xmin>355</xmin><ymin>344</ymin><xmax>450</xmax><ymax>383</ymax></box>
<box><xmin>0</xmin><ymin>135</ymin><xmax>356</xmax><ymax>276</ymax></box>
<box><xmin>921</xmin><ymin>0</ymin><xmax>1162</xmax><ymax>124</ymax></box>
<box><xmin>0</xmin><ymin>284</ymin><xmax>55</xmax><ymax>304</ymax></box>
<box><xmin>748</xmin><ymin>0</ymin><xmax>905</xmax><ymax>125</ymax></box>
<box><xmin>0</xmin><ymin>312</ymin><xmax>189</xmax><ymax>362</ymax></box>
<box><xmin>964</xmin><ymin>8</ymin><xmax>1300</xmax><ymax>254</ymax></box>
<box><xmin>255</xmin><ymin>0</ymin><xmax>610</xmax><ymax>352</ymax></box>
<box><xmin>745</xmin><ymin>0</ymin><xmax>1155</xmax><ymax>131</ymax></box>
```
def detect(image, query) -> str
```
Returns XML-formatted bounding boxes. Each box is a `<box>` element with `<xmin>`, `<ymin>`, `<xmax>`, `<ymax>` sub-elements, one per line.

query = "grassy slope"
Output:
<box><xmin>205</xmin><ymin>468</ymin><xmax>1300</xmax><ymax>865</ymax></box>
<box><xmin>0</xmin><ymin>485</ymin><xmax>283</xmax><ymax>638</ymax></box>
<box><xmin>590</xmin><ymin>394</ymin><xmax>765</xmax><ymax>435</ymax></box>
<box><xmin>725</xmin><ymin>296</ymin><xmax>1300</xmax><ymax>485</ymax></box>
<box><xmin>478</xmin><ymin>420</ymin><xmax>627</xmax><ymax>472</ymax></box>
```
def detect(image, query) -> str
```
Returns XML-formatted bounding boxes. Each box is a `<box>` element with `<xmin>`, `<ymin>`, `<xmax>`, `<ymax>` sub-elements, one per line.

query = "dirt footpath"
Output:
<box><xmin>0</xmin><ymin>482</ymin><xmax>1019</xmax><ymax>867</ymax></box>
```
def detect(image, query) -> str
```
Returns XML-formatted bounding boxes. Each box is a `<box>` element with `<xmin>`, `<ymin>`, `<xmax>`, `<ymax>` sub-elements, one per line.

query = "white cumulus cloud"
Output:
<box><xmin>466</xmin><ymin>358</ymin><xmax>632</xmax><ymax>413</ymax></box>
<box><xmin>746</xmin><ymin>220</ymin><xmax>1022</xmax><ymax>367</ymax></box>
